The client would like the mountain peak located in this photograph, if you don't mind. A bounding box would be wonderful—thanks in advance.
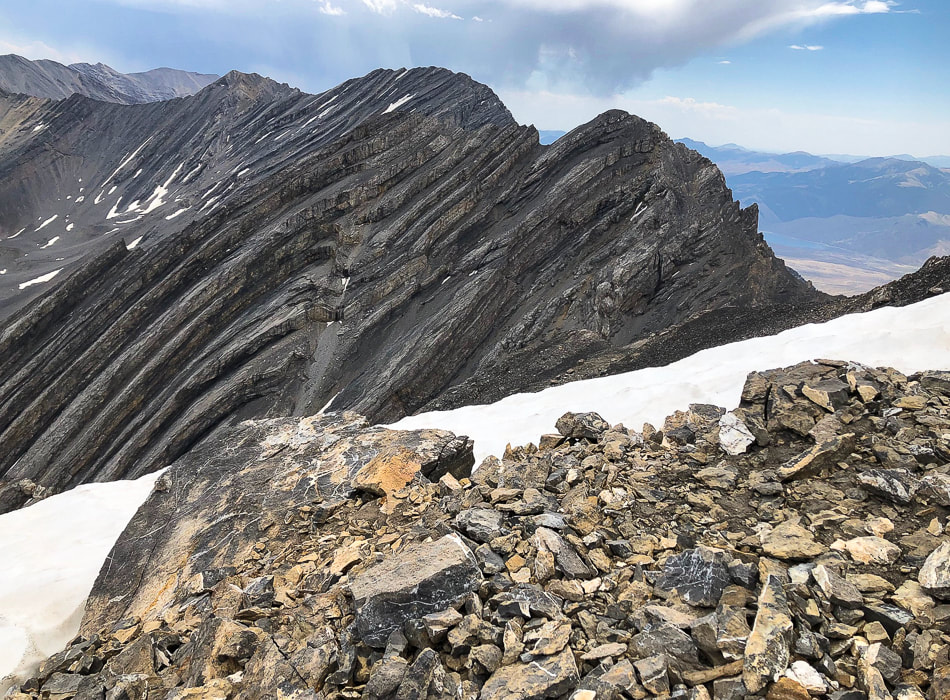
[0,54,218,103]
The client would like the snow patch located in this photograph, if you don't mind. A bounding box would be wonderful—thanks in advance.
[383,94,415,113]
[126,236,143,250]
[31,123,46,133]
[17,269,62,290]
[106,198,124,220]
[34,215,58,232]
[104,137,152,184]
[0,270,6,275]
[65,223,74,232]
[39,236,60,249]
[0,471,162,694]
[165,208,190,220]
[74,196,84,204]
[8,229,24,240]
[237,168,250,177]
[387,293,950,465]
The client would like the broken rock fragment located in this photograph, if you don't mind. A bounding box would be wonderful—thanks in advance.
[350,534,483,647]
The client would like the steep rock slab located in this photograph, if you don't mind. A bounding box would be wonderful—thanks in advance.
[80,411,474,631]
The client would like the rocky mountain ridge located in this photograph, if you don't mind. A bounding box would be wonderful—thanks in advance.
[0,65,819,511]
[6,359,950,699]
[0,54,219,104]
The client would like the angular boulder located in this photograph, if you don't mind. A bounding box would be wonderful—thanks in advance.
[350,534,483,647]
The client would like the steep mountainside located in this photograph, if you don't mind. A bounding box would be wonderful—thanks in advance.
[0,66,818,509]
[0,54,218,103]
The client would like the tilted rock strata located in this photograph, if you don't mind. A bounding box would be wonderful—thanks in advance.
[0,67,815,508]
[10,360,950,699]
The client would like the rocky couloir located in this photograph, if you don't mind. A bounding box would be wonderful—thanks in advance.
[8,359,950,699]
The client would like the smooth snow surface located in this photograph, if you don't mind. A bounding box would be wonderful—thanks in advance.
[17,269,62,290]
[0,471,162,694]
[388,293,950,465]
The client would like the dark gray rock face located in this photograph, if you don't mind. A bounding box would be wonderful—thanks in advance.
[0,65,818,507]
[655,546,732,607]
[0,53,219,103]
[350,534,483,647]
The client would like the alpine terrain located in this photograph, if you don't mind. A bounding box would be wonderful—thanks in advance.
[0,60,949,700]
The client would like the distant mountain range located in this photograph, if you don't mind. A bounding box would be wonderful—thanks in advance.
[665,139,950,293]
[675,138,950,175]
[0,54,218,104]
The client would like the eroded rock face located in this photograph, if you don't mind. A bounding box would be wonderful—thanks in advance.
[11,360,950,700]
[0,65,819,510]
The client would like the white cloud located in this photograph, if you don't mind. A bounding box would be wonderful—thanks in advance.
[789,44,824,50]
[717,60,732,64]
[7,0,919,95]
[319,0,346,15]
[0,37,89,64]
[411,3,462,19]
[497,87,947,157]
[360,0,399,13]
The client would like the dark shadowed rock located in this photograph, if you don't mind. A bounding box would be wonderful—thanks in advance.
[555,412,611,440]
[350,534,483,648]
[655,547,733,607]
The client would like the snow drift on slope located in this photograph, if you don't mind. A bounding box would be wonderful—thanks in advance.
[389,292,950,464]
[0,471,161,694]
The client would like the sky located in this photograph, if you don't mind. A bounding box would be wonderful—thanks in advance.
[0,0,947,156]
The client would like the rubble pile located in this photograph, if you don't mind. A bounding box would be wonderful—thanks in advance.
[9,360,950,700]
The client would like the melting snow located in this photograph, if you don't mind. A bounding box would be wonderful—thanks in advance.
[0,471,161,694]
[126,236,143,250]
[383,94,415,113]
[31,123,47,133]
[65,223,74,232]
[132,169,142,179]
[8,229,24,240]
[237,168,250,177]
[108,186,117,195]
[74,196,84,203]
[103,137,152,184]
[388,293,950,465]
[34,215,58,232]
[17,269,62,290]
[106,198,124,220]
[0,270,6,275]
[165,208,189,220]
[39,237,60,249]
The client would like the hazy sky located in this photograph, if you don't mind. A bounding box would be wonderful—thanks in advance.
[1,0,946,156]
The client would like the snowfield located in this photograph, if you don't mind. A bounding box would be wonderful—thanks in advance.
[0,292,948,691]
[389,292,950,464]
[0,472,162,694]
